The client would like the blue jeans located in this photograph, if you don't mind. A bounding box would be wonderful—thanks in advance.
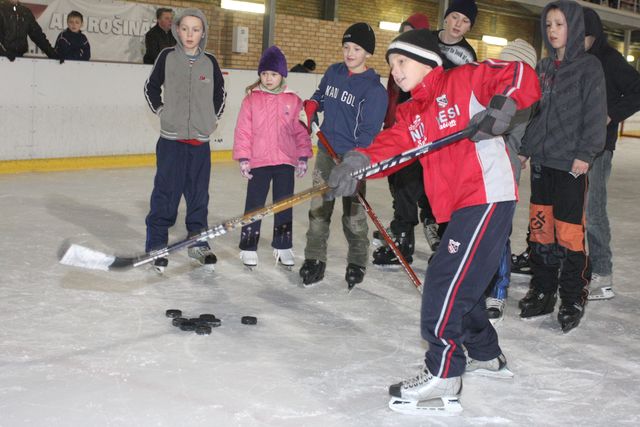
[586,150,613,276]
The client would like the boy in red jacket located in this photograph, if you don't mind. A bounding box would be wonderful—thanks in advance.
[327,29,540,414]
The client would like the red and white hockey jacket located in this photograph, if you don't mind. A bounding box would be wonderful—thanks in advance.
[359,60,541,223]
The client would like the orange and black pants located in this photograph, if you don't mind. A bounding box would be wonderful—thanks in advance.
[528,164,590,304]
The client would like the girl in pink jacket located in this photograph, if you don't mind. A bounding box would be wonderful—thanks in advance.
[233,46,313,269]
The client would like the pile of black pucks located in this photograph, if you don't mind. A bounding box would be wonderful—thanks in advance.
[165,309,257,335]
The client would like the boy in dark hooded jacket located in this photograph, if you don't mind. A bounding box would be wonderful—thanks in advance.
[518,0,606,332]
[583,7,640,301]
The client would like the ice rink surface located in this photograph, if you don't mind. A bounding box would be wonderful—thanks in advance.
[1,139,639,426]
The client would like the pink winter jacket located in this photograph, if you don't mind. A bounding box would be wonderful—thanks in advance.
[233,87,313,168]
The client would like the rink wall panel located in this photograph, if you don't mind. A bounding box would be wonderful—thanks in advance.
[0,57,323,170]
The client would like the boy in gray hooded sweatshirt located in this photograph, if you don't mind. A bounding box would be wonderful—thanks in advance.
[143,8,226,273]
[518,0,606,332]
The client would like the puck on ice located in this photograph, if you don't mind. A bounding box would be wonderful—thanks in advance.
[172,317,188,327]
[195,324,212,335]
[165,309,182,318]
[179,321,197,331]
[241,316,257,325]
[199,314,217,322]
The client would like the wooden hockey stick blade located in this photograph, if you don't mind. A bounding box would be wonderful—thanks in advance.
[58,183,330,271]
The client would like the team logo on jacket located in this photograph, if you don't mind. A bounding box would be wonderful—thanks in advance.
[199,75,211,83]
[436,94,448,108]
[448,239,461,254]
[437,103,461,131]
[408,115,427,146]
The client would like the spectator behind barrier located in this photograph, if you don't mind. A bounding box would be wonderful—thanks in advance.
[55,10,90,61]
[0,0,60,62]
[143,7,176,64]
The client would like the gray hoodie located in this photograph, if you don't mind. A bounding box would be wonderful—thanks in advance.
[520,0,606,171]
[144,9,226,142]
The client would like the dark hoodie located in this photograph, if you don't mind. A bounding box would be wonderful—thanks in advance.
[520,0,606,171]
[584,7,640,152]
[144,9,226,143]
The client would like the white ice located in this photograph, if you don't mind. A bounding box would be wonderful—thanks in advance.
[1,139,639,426]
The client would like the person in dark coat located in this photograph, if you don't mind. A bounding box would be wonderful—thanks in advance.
[54,10,90,61]
[143,7,175,65]
[0,0,58,61]
[583,7,640,300]
[290,58,316,73]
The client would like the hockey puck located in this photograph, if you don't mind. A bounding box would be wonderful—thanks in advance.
[195,324,212,335]
[199,314,217,322]
[165,309,182,318]
[179,321,197,331]
[241,316,257,325]
[172,317,188,327]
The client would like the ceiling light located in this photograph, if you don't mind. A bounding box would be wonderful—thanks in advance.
[221,0,265,14]
[379,21,401,32]
[482,35,508,46]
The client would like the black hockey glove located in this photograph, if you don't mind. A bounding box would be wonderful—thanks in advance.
[469,95,517,141]
[325,151,370,200]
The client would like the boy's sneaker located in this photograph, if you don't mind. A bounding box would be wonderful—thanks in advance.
[485,297,505,325]
[188,246,217,270]
[240,250,258,269]
[519,288,557,319]
[274,248,295,269]
[388,367,463,415]
[466,353,513,378]
[588,273,614,300]
[423,220,440,252]
[153,257,168,274]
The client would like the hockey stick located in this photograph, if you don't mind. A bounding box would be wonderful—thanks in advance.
[59,127,473,271]
[312,122,423,293]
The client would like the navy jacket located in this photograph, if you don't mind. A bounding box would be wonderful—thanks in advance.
[311,62,387,155]
[55,29,90,61]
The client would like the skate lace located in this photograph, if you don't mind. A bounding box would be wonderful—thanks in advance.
[424,223,439,242]
[486,297,505,310]
[403,370,432,388]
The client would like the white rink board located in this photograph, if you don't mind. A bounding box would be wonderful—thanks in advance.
[0,57,325,160]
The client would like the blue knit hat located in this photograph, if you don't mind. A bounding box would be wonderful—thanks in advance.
[258,46,288,77]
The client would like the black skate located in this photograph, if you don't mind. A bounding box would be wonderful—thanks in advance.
[558,301,585,333]
[188,246,217,271]
[372,227,394,247]
[299,259,326,287]
[153,257,168,274]
[372,231,414,266]
[345,263,366,292]
[519,288,557,319]
[511,250,532,276]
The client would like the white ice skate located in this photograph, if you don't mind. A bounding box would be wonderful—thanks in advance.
[588,274,615,300]
[273,249,295,270]
[240,251,258,270]
[388,367,462,415]
[465,353,513,379]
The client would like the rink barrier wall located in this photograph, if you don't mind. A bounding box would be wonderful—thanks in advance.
[0,58,329,174]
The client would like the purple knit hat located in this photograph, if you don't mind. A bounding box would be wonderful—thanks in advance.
[258,46,288,77]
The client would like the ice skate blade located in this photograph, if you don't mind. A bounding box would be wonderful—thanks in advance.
[302,279,324,288]
[243,264,257,271]
[588,287,615,301]
[276,262,294,271]
[466,367,514,379]
[373,263,400,271]
[152,266,165,275]
[388,396,462,416]
[191,260,215,271]
[519,311,554,321]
